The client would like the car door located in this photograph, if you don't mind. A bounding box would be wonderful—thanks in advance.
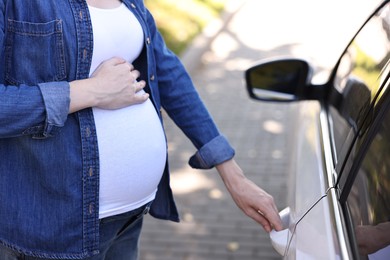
[245,1,390,259]
[285,1,390,259]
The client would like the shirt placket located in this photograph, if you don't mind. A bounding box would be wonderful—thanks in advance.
[69,0,100,255]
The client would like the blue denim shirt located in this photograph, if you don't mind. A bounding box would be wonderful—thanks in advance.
[0,0,235,258]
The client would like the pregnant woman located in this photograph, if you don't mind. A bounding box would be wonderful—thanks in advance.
[0,0,282,259]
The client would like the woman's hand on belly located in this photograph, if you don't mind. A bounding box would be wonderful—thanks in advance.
[69,57,149,113]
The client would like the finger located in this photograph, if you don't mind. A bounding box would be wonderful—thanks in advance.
[130,70,141,81]
[259,207,283,231]
[256,196,283,231]
[247,208,273,232]
[132,93,149,104]
[126,62,134,71]
[260,208,283,231]
[134,80,146,92]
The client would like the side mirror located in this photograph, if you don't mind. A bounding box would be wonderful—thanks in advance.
[245,58,313,102]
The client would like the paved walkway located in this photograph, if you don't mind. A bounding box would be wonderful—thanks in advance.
[139,0,381,259]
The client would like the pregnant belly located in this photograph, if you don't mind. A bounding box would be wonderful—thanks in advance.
[93,96,167,218]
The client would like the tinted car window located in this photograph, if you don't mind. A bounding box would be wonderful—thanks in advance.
[329,3,390,167]
[345,97,390,259]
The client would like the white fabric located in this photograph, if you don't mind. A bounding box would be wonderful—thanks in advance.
[88,3,167,219]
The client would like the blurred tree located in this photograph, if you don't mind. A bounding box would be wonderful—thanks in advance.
[145,0,228,55]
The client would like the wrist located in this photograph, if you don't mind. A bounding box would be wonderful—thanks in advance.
[69,78,97,113]
[216,159,245,189]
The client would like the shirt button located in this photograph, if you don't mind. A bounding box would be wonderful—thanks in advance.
[130,3,136,8]
[146,37,151,45]
[150,74,155,81]
[86,127,91,137]
[89,203,94,214]
[89,167,93,177]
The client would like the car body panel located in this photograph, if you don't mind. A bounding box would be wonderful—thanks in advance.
[246,1,390,259]
[286,102,342,259]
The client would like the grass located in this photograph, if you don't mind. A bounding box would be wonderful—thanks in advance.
[145,0,229,55]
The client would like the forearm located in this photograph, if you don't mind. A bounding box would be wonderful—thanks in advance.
[216,159,246,189]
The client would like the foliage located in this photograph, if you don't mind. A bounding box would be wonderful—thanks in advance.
[145,0,228,55]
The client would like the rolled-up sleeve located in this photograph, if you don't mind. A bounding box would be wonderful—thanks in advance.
[189,135,235,169]
[38,81,70,137]
[0,82,70,138]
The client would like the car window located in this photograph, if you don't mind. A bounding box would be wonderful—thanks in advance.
[329,2,390,168]
[344,95,390,259]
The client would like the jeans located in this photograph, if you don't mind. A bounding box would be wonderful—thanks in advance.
[0,202,151,260]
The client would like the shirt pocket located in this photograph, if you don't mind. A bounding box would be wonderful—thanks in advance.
[5,19,66,85]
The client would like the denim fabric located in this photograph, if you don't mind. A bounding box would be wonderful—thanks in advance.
[0,0,235,258]
[0,203,151,260]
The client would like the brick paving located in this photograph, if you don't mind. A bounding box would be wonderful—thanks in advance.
[139,0,380,259]
[139,1,291,259]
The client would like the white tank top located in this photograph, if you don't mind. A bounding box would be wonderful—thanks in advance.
[88,3,167,219]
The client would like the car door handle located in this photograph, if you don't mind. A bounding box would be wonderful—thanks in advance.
[270,207,291,256]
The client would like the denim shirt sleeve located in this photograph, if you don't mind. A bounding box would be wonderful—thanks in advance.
[0,82,70,138]
[0,2,70,138]
[189,135,235,169]
[37,81,70,137]
[142,6,235,169]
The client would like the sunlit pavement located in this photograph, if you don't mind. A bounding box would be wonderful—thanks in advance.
[139,1,382,259]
